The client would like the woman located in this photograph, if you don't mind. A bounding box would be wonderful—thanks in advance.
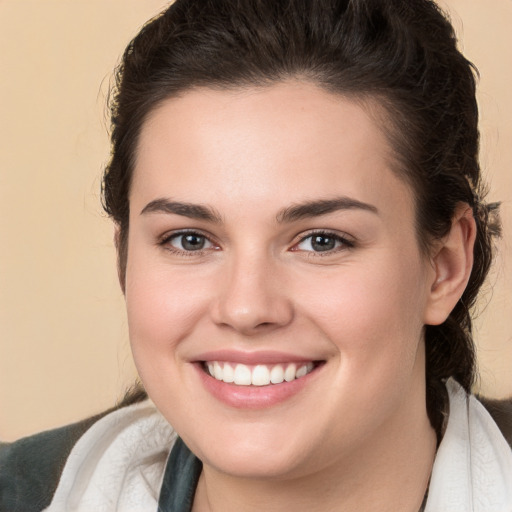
[1,0,511,510]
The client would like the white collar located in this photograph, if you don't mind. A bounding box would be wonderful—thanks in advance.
[425,379,512,511]
[44,400,175,512]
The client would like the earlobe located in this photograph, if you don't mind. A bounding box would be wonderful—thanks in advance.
[424,204,476,326]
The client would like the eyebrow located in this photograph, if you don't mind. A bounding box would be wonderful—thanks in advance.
[140,198,223,223]
[276,197,379,223]
[140,196,378,224]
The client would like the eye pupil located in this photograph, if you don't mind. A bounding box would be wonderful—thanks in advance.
[182,234,205,251]
[311,235,335,252]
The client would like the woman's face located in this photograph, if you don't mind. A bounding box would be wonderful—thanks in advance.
[126,82,437,479]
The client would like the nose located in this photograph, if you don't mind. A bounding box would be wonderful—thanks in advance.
[211,253,294,336]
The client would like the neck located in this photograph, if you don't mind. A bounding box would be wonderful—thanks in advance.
[193,383,436,512]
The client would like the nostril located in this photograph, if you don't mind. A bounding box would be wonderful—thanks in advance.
[256,322,273,328]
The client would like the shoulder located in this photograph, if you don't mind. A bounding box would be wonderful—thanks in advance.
[478,395,512,448]
[0,413,106,512]
[0,386,148,512]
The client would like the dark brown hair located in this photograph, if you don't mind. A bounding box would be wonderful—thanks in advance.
[102,0,499,438]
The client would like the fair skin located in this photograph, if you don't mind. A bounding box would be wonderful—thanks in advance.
[125,82,475,511]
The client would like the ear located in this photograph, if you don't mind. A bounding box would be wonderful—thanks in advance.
[423,204,476,326]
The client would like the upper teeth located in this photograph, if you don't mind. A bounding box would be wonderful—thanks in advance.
[206,361,314,386]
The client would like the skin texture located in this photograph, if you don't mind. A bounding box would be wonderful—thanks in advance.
[125,82,475,511]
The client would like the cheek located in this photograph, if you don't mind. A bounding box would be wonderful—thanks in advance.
[296,254,428,367]
[125,249,212,364]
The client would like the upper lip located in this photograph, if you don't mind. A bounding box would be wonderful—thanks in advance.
[193,350,321,365]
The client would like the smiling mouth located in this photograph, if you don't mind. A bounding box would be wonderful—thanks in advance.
[202,361,321,386]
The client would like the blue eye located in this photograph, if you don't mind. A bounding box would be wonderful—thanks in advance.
[295,232,352,253]
[168,232,214,252]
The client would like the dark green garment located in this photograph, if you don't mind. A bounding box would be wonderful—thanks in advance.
[0,414,105,512]
[158,439,202,512]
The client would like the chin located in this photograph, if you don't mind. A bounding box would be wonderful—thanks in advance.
[202,446,309,480]
[181,421,316,479]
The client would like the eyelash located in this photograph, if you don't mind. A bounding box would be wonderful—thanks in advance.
[158,229,355,257]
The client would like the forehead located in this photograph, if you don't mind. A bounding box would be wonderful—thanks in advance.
[131,81,414,222]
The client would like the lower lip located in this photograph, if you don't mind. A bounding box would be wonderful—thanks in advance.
[194,363,321,409]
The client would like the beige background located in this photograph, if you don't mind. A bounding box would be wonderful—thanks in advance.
[1,1,511,442]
